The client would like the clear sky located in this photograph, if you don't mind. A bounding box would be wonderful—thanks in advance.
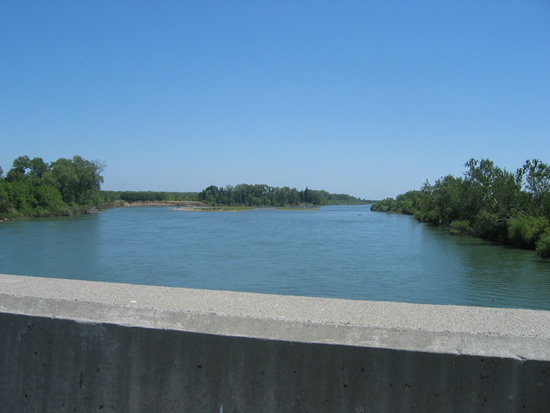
[1,1,549,200]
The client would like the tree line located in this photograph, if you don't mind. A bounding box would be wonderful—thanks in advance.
[371,158,550,258]
[197,184,367,206]
[100,190,199,203]
[0,154,368,219]
[0,155,104,219]
[102,185,367,207]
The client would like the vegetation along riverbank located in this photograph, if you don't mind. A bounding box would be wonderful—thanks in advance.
[371,158,550,258]
[0,155,369,221]
[0,155,105,220]
[102,184,369,209]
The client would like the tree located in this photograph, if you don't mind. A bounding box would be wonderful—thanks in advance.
[0,154,104,219]
[372,157,550,256]
[28,157,50,179]
[536,231,550,258]
[11,155,30,174]
[463,158,522,225]
[5,155,31,182]
[198,185,220,205]
[48,156,104,205]
[0,183,10,213]
[517,159,550,217]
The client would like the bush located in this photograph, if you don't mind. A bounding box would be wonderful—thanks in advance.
[450,220,472,235]
[60,204,81,216]
[0,184,10,214]
[536,231,550,259]
[507,215,549,249]
[473,210,507,241]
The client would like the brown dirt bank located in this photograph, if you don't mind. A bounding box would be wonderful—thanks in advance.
[121,201,208,208]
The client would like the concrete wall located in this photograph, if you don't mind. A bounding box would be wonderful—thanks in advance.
[1,274,549,412]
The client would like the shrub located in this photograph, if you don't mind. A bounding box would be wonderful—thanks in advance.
[450,220,472,235]
[536,231,550,259]
[507,215,549,249]
[473,210,507,241]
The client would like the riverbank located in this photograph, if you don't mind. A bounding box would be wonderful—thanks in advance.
[0,201,320,221]
[175,205,252,212]
[174,205,321,212]
[121,201,207,208]
[0,205,101,222]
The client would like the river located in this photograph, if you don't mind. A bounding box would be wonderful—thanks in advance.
[1,205,549,310]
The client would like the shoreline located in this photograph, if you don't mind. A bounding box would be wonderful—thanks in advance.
[120,201,207,208]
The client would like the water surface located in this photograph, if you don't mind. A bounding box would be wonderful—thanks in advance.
[1,205,549,310]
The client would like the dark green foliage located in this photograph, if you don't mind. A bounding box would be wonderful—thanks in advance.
[48,156,104,205]
[28,157,49,179]
[449,220,472,235]
[371,190,422,214]
[536,231,550,259]
[100,191,199,203]
[507,216,548,249]
[32,184,66,216]
[198,183,366,207]
[0,155,104,219]
[371,158,550,258]
[102,187,365,207]
[472,210,505,241]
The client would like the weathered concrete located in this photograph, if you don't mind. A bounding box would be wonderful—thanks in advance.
[1,273,549,412]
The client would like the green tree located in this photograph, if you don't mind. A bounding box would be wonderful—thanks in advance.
[372,157,550,256]
[463,158,520,218]
[28,157,50,179]
[507,215,548,249]
[517,159,550,217]
[536,230,550,258]
[0,183,10,214]
[0,154,104,219]
[5,156,31,182]
[49,156,104,205]
[11,155,30,174]
[48,158,79,204]
[198,185,220,205]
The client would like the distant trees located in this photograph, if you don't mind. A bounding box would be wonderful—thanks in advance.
[197,183,365,207]
[100,190,199,203]
[0,155,105,219]
[371,158,550,258]
[101,185,365,207]
[0,154,367,219]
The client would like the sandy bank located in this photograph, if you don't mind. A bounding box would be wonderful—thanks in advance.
[122,201,207,208]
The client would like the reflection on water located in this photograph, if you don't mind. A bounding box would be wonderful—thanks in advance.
[1,205,549,310]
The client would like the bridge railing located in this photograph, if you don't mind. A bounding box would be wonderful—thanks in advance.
[1,274,549,412]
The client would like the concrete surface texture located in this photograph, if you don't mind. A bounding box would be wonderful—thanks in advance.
[1,273,549,412]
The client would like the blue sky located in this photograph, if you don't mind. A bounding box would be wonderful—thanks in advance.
[1,1,549,200]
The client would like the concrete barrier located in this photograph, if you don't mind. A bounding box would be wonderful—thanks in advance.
[1,273,549,412]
